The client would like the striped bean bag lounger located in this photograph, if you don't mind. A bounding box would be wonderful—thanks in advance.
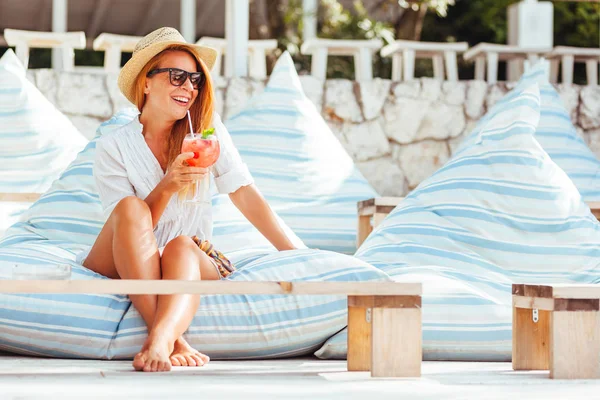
[458,61,600,201]
[0,49,87,238]
[223,52,378,255]
[0,106,391,359]
[315,84,600,361]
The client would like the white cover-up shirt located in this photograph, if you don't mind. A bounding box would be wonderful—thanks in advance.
[77,112,253,262]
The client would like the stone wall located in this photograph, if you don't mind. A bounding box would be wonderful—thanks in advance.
[26,69,600,197]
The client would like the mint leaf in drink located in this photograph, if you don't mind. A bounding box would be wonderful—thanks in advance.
[201,128,215,139]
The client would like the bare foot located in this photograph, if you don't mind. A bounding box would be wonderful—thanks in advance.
[132,334,174,372]
[169,337,210,367]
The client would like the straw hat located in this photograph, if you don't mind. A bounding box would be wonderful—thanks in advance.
[118,27,218,105]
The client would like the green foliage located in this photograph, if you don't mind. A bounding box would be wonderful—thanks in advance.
[397,0,455,16]
[201,127,216,138]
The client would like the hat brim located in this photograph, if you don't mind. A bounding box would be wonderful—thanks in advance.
[118,41,218,105]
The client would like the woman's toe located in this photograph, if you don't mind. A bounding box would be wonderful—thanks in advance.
[191,354,204,366]
[161,361,171,372]
[185,355,196,366]
[170,356,181,367]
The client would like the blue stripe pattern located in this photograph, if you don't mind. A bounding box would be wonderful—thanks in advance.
[0,58,390,359]
[0,49,87,199]
[223,52,378,254]
[458,62,600,201]
[316,83,600,361]
[0,242,390,359]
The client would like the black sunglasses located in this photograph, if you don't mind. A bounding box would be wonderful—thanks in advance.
[147,68,205,90]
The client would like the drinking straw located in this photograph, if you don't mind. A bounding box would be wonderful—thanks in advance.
[187,110,195,138]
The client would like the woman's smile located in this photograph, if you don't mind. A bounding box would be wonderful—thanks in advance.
[172,95,191,107]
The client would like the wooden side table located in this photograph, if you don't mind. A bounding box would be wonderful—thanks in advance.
[512,284,600,379]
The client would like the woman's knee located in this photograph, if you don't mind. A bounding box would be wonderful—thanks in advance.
[112,196,151,225]
[162,236,197,255]
[161,236,202,277]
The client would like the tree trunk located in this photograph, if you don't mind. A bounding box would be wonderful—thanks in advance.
[394,5,429,41]
[249,0,269,39]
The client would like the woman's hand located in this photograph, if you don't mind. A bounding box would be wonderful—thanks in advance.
[160,152,209,194]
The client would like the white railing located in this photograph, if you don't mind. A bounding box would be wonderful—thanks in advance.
[92,33,142,73]
[300,38,383,82]
[381,40,468,82]
[3,29,86,71]
[3,28,598,86]
[196,36,278,79]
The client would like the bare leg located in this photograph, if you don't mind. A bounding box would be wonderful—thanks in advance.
[83,197,216,371]
[132,235,220,372]
[84,197,162,329]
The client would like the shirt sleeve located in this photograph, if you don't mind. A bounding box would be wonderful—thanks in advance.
[93,136,136,220]
[211,112,254,194]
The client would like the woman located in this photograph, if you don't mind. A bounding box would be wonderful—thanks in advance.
[81,27,297,372]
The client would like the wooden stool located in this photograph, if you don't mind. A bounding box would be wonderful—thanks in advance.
[0,279,422,378]
[512,284,600,379]
[380,40,468,82]
[545,46,600,86]
[357,197,403,247]
[463,43,551,84]
[300,38,383,82]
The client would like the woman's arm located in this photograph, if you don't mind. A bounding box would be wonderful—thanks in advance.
[143,180,173,228]
[229,184,297,251]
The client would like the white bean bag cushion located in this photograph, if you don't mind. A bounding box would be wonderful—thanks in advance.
[0,49,87,239]
[0,49,87,194]
[223,52,378,254]
[0,242,389,359]
[459,62,600,201]
[4,107,303,259]
[316,84,600,361]
[0,99,389,360]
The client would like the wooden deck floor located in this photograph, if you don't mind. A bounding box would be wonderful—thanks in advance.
[1,355,598,399]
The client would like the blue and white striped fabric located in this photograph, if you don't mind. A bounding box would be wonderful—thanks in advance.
[0,110,132,247]
[0,243,389,359]
[0,49,87,194]
[224,52,378,254]
[0,102,390,359]
[316,84,600,361]
[459,62,600,201]
[4,107,304,256]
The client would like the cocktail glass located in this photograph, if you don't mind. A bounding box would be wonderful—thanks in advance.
[180,132,220,204]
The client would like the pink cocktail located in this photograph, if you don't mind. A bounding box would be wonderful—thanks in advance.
[180,132,220,204]
[182,136,220,168]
